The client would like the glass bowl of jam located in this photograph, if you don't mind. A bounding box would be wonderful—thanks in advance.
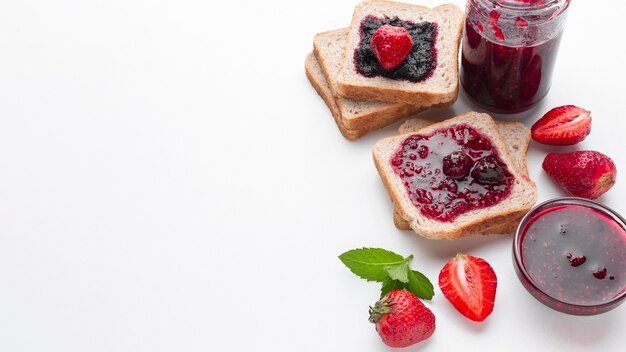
[513,197,626,315]
[461,0,571,113]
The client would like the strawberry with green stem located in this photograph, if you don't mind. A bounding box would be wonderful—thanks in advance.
[369,290,436,348]
[339,248,435,348]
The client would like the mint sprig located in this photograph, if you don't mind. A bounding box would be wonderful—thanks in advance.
[338,248,406,282]
[339,248,434,300]
[381,277,406,296]
[407,270,434,299]
[384,261,410,283]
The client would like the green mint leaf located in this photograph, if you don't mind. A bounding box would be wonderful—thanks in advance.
[380,278,407,297]
[406,270,435,300]
[384,262,409,283]
[338,248,405,282]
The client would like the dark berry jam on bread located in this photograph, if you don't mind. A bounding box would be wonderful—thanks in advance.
[354,16,437,82]
[390,125,513,222]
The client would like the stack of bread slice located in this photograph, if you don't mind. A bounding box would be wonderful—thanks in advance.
[373,112,538,240]
[305,0,464,139]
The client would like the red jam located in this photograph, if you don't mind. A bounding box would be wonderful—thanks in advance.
[461,0,570,113]
[390,125,514,222]
[461,22,562,113]
[517,203,626,314]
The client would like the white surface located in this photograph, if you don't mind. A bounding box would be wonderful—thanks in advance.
[0,0,624,351]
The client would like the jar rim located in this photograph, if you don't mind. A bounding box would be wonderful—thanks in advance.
[483,0,570,11]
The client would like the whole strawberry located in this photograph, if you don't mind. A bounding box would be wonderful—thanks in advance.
[369,290,435,348]
[543,150,616,199]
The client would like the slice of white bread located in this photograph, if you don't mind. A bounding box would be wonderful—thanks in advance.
[394,117,532,233]
[373,112,537,240]
[310,29,426,139]
[337,0,464,106]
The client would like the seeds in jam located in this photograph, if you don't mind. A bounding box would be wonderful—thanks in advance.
[390,125,514,222]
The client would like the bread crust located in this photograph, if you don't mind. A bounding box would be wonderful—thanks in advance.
[394,209,521,234]
[305,54,362,139]
[307,52,431,139]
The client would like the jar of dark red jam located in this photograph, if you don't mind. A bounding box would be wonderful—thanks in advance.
[461,0,570,113]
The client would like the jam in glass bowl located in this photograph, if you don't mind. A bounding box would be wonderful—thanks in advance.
[513,197,626,315]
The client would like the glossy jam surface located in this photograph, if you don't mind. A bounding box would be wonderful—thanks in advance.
[354,16,437,82]
[390,125,514,222]
[519,204,626,309]
[461,21,562,113]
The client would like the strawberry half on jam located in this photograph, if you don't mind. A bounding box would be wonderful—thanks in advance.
[354,16,437,82]
[371,24,414,71]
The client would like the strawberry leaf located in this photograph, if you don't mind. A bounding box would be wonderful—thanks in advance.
[380,278,407,297]
[384,263,409,283]
[338,248,406,282]
[407,270,434,300]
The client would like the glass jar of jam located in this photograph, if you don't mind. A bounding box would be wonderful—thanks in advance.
[461,0,570,113]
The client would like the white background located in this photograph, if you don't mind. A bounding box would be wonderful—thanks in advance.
[0,0,624,351]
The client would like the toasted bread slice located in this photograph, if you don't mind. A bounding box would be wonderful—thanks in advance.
[310,29,426,138]
[394,117,532,234]
[373,112,537,240]
[337,1,464,106]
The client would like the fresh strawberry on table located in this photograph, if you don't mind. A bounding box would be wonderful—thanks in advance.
[369,290,435,348]
[438,253,497,322]
[543,150,617,199]
[339,248,435,348]
[531,105,592,145]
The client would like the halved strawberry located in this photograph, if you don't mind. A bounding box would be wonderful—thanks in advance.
[531,105,592,145]
[371,25,413,71]
[438,253,497,322]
